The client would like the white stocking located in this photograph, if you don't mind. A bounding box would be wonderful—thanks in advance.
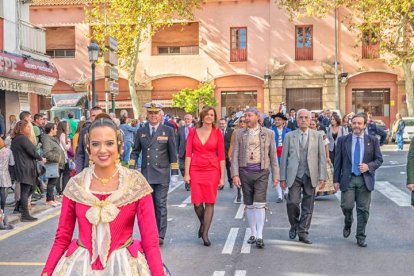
[246,206,257,237]
[254,202,266,239]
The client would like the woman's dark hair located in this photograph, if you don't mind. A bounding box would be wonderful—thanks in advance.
[197,106,218,128]
[75,120,86,135]
[87,113,123,154]
[330,113,341,126]
[57,121,68,144]
[45,123,56,135]
[120,115,127,125]
[11,120,30,138]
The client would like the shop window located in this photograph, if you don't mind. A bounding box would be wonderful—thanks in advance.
[295,25,313,60]
[157,46,199,55]
[362,27,380,59]
[230,27,247,62]
[46,26,76,58]
[352,89,390,116]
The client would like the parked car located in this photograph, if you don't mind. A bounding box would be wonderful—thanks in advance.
[403,117,414,142]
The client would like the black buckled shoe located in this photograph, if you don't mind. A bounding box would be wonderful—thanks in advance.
[357,238,367,247]
[299,236,313,244]
[247,236,256,244]
[159,238,164,245]
[343,226,351,238]
[256,238,264,248]
[185,183,190,191]
[289,227,297,240]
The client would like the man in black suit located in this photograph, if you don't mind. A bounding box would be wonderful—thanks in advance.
[334,113,383,247]
[129,102,179,245]
[287,108,298,130]
[219,118,234,189]
[177,114,194,191]
[263,111,274,128]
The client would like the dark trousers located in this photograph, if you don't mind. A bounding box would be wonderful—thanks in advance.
[46,177,59,201]
[179,158,185,177]
[225,158,232,186]
[150,183,169,239]
[20,183,35,217]
[0,187,7,211]
[239,169,269,205]
[61,163,70,193]
[341,175,371,239]
[286,174,315,238]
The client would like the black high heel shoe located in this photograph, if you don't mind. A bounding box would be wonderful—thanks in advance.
[202,236,211,246]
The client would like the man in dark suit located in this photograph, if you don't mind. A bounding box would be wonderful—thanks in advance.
[177,114,194,191]
[334,113,383,247]
[263,111,274,128]
[287,108,298,130]
[219,118,234,189]
[129,102,179,245]
[365,113,387,146]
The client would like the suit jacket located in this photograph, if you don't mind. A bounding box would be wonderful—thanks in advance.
[334,134,383,192]
[222,127,233,158]
[287,119,298,131]
[263,117,273,128]
[130,124,178,184]
[366,122,387,146]
[177,125,193,159]
[280,129,327,188]
[231,126,279,182]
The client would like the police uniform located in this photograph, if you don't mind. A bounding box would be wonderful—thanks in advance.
[129,102,179,243]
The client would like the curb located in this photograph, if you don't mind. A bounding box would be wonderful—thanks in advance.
[6,202,60,225]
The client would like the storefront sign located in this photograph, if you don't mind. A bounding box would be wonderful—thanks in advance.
[0,52,58,86]
[97,100,132,109]
[0,76,51,95]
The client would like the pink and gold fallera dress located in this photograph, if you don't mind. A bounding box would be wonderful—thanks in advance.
[41,166,165,276]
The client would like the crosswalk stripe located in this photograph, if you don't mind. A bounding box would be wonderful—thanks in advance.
[235,271,247,276]
[375,181,411,207]
[183,196,191,204]
[235,204,245,219]
[241,228,252,254]
[213,271,225,276]
[222,228,239,254]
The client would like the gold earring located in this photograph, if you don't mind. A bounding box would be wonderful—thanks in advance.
[115,154,120,165]
[89,158,95,166]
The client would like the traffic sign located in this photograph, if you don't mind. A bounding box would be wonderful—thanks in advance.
[105,79,119,95]
[105,36,118,51]
[104,52,118,66]
[104,65,118,80]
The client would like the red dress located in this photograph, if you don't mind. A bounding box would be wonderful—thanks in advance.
[186,127,225,204]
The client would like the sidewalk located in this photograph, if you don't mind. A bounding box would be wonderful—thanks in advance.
[4,190,61,225]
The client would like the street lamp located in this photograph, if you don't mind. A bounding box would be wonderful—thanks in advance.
[88,41,100,107]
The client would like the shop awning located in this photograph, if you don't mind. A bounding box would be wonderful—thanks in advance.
[0,51,59,96]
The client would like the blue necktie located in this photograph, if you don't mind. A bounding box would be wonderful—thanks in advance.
[353,137,361,175]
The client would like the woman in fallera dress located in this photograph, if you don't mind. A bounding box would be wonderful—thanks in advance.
[42,113,165,276]
[184,107,225,246]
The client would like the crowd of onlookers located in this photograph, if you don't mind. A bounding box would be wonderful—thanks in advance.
[0,104,408,230]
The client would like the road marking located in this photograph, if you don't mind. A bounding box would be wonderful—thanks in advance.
[168,181,184,194]
[241,228,252,254]
[222,228,239,254]
[0,211,60,242]
[235,271,247,276]
[0,262,45,266]
[213,271,225,276]
[183,196,191,204]
[400,172,406,174]
[380,164,406,169]
[235,204,245,219]
[375,181,411,207]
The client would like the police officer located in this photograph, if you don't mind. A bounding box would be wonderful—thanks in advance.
[129,102,179,245]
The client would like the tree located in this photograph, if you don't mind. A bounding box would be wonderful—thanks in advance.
[172,82,217,114]
[279,0,414,116]
[86,0,202,117]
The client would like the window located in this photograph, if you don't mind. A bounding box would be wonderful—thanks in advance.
[286,88,322,110]
[46,26,76,58]
[46,49,75,58]
[352,89,390,116]
[230,27,247,62]
[362,28,379,59]
[295,25,313,60]
[157,46,199,55]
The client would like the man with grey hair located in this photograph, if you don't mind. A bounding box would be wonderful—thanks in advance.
[280,108,326,244]
[177,113,194,190]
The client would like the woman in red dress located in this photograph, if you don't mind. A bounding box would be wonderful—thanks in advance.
[184,107,225,246]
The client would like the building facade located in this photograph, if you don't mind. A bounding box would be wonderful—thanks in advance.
[0,0,58,131]
[31,0,413,126]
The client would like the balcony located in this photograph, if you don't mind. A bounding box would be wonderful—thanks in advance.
[230,48,247,62]
[362,44,379,59]
[20,20,46,55]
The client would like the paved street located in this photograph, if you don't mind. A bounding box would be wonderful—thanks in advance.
[0,148,412,276]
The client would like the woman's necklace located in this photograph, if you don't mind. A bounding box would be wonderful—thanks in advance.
[92,168,119,185]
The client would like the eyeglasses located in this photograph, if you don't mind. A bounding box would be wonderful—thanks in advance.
[239,120,246,123]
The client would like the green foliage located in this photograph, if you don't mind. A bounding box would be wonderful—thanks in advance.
[172,83,217,114]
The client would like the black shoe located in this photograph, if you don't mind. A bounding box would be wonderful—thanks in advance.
[276,197,283,203]
[256,238,264,248]
[247,236,256,244]
[236,194,242,203]
[229,183,234,189]
[218,186,224,190]
[289,227,297,240]
[343,226,351,238]
[202,237,211,246]
[159,238,164,245]
[357,238,367,247]
[185,183,190,191]
[299,236,312,244]
[21,215,38,222]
